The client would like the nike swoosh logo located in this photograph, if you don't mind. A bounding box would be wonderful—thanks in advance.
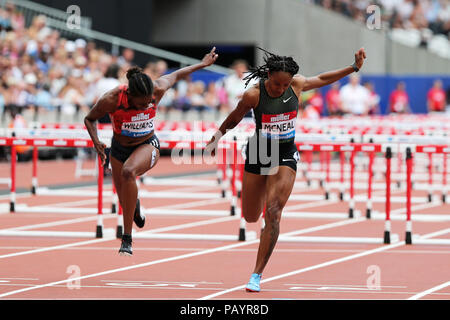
[282,159,296,162]
[283,96,292,103]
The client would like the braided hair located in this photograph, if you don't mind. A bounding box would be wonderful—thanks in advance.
[126,66,154,97]
[243,47,299,88]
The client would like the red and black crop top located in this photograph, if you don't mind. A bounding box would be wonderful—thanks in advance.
[109,84,156,138]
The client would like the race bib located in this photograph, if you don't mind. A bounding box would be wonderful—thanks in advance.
[121,112,154,137]
[261,111,297,140]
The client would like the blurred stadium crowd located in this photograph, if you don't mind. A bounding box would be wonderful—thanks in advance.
[309,0,449,36]
[0,2,449,130]
[308,0,450,56]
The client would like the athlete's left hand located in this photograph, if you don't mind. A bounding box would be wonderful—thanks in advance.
[201,47,219,67]
[354,48,366,70]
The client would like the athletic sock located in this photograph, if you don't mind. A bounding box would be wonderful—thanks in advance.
[122,234,132,242]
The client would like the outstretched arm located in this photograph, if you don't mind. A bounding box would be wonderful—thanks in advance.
[152,47,219,102]
[205,88,259,154]
[300,48,367,92]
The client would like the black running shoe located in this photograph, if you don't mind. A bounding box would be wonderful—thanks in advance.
[118,234,132,256]
[133,198,146,228]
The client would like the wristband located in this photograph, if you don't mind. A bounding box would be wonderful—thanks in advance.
[351,63,359,72]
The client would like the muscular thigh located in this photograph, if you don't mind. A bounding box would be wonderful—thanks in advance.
[241,170,267,221]
[124,144,160,177]
[265,166,297,217]
[111,155,124,194]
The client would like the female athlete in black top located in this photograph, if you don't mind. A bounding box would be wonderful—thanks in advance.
[206,47,366,292]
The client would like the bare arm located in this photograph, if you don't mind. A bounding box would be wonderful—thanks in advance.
[299,48,367,92]
[84,88,118,165]
[205,87,259,152]
[153,47,219,103]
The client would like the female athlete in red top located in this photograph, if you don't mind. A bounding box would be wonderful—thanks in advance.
[84,47,218,256]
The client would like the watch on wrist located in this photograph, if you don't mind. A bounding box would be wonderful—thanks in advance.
[351,63,359,72]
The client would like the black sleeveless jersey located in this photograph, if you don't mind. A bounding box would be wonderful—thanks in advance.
[252,79,299,145]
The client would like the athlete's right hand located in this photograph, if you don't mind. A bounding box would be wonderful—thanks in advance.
[204,137,219,157]
[94,141,107,166]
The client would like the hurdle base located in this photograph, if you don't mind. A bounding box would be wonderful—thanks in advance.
[96,225,103,238]
[383,231,391,244]
[116,225,123,239]
[9,202,15,213]
[132,231,257,242]
[279,234,399,244]
[348,208,354,219]
[238,228,246,241]
[366,208,371,219]
[405,231,412,245]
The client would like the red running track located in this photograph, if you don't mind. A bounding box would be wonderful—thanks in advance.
[0,158,449,301]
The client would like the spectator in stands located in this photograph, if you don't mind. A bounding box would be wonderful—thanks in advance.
[94,63,122,123]
[34,83,54,118]
[427,79,447,113]
[117,48,135,68]
[314,0,449,47]
[27,15,51,41]
[339,73,370,115]
[302,89,324,119]
[147,59,168,80]
[8,105,31,161]
[307,88,324,115]
[189,80,208,117]
[223,59,256,117]
[363,81,380,115]
[325,82,343,116]
[204,81,222,119]
[389,81,411,114]
[0,80,5,123]
[57,69,89,122]
[426,0,450,35]
[157,86,176,118]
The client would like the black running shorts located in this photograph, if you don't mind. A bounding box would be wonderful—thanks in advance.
[243,138,300,175]
[110,134,160,163]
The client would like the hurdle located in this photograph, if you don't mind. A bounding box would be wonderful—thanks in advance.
[277,144,399,245]
[0,137,114,238]
[404,145,450,245]
[132,138,257,242]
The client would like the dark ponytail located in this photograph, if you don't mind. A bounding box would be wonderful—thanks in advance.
[126,66,154,97]
[243,47,300,88]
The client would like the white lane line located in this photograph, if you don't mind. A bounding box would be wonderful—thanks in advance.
[0,237,116,260]
[0,216,237,260]
[0,215,105,232]
[408,281,450,300]
[198,241,406,300]
[0,278,39,280]
[198,224,450,300]
[0,218,365,298]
